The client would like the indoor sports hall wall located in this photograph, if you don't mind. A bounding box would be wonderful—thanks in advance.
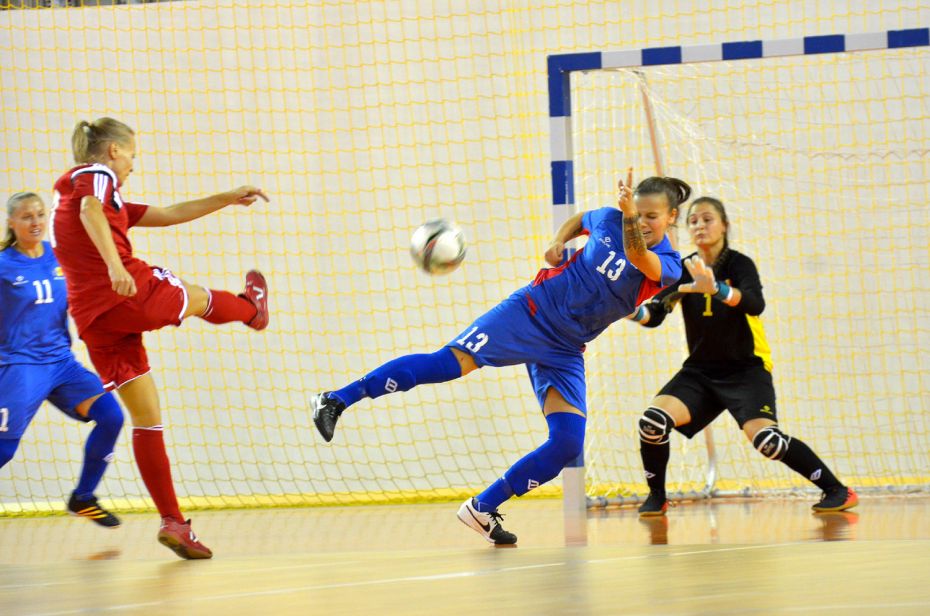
[1,0,927,513]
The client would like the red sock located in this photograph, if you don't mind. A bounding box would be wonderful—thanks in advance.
[200,289,257,324]
[132,427,184,522]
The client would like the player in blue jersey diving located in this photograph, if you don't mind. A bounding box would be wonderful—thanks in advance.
[312,169,691,545]
[0,192,124,527]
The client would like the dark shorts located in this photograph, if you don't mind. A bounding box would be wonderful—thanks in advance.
[446,293,587,413]
[0,358,104,439]
[657,364,777,438]
[81,266,187,389]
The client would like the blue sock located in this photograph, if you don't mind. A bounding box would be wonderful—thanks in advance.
[331,347,462,408]
[0,439,19,468]
[74,393,124,500]
[475,477,515,512]
[477,412,586,511]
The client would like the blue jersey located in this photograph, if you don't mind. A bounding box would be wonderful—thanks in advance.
[0,242,73,365]
[523,207,681,347]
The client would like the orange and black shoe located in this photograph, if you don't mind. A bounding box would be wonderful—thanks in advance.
[157,517,213,560]
[812,486,859,512]
[242,269,269,331]
[67,493,121,528]
[638,491,669,517]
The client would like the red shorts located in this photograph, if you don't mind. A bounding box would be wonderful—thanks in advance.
[82,267,188,390]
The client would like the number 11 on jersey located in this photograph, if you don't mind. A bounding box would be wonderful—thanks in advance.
[33,279,53,304]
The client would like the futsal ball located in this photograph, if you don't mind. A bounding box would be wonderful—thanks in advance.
[409,219,467,275]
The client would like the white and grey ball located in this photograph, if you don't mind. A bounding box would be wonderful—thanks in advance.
[409,219,467,275]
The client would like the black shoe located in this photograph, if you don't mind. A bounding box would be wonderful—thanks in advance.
[638,491,669,517]
[312,392,346,442]
[456,498,518,545]
[67,493,121,528]
[812,486,858,512]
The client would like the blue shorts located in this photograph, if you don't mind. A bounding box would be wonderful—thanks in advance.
[446,292,587,413]
[0,358,104,440]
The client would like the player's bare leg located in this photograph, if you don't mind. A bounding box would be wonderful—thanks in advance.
[182,273,269,330]
[116,374,212,559]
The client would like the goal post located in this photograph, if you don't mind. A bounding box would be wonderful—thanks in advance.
[549,27,930,512]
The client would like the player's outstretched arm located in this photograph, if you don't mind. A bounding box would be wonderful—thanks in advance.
[137,186,269,227]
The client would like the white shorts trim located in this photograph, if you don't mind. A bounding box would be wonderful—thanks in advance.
[151,266,188,322]
[115,369,152,390]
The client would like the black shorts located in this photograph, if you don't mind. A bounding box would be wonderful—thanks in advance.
[657,364,777,438]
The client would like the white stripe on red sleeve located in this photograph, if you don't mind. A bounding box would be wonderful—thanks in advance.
[94,172,110,201]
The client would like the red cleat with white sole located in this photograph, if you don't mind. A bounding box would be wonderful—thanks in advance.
[157,517,213,560]
[242,269,269,331]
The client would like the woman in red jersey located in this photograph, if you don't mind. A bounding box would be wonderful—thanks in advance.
[51,117,270,560]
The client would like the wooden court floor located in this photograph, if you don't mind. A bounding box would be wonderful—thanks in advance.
[1,495,929,615]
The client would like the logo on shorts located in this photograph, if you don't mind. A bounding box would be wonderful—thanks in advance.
[54,267,65,279]
[810,469,822,481]
[760,405,773,415]
[527,479,540,491]
[645,471,656,479]
[12,275,27,286]
[385,378,398,393]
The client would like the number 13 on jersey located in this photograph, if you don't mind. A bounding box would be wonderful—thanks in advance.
[455,326,489,352]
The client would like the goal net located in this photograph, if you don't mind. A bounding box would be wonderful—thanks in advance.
[0,1,555,515]
[559,33,930,502]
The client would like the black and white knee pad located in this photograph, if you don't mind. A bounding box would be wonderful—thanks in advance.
[752,425,791,460]
[638,407,675,445]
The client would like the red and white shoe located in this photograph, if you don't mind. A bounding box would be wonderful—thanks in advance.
[157,517,213,560]
[242,269,269,331]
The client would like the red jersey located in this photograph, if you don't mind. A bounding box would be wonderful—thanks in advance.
[51,163,152,334]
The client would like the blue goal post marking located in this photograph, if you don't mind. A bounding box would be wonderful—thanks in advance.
[547,27,929,470]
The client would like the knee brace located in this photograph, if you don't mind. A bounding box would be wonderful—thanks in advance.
[639,407,675,445]
[752,425,791,461]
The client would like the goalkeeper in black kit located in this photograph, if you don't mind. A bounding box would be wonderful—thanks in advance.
[630,196,858,516]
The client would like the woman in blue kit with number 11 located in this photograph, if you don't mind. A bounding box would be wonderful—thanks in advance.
[0,192,124,527]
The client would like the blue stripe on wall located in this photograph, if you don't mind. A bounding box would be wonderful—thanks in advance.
[551,160,574,205]
[722,40,763,60]
[642,45,682,66]
[889,28,930,48]
[547,52,602,117]
[804,34,845,54]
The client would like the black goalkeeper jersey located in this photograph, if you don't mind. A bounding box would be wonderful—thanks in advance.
[643,249,772,373]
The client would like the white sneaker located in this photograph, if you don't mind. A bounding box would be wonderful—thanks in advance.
[456,497,517,545]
